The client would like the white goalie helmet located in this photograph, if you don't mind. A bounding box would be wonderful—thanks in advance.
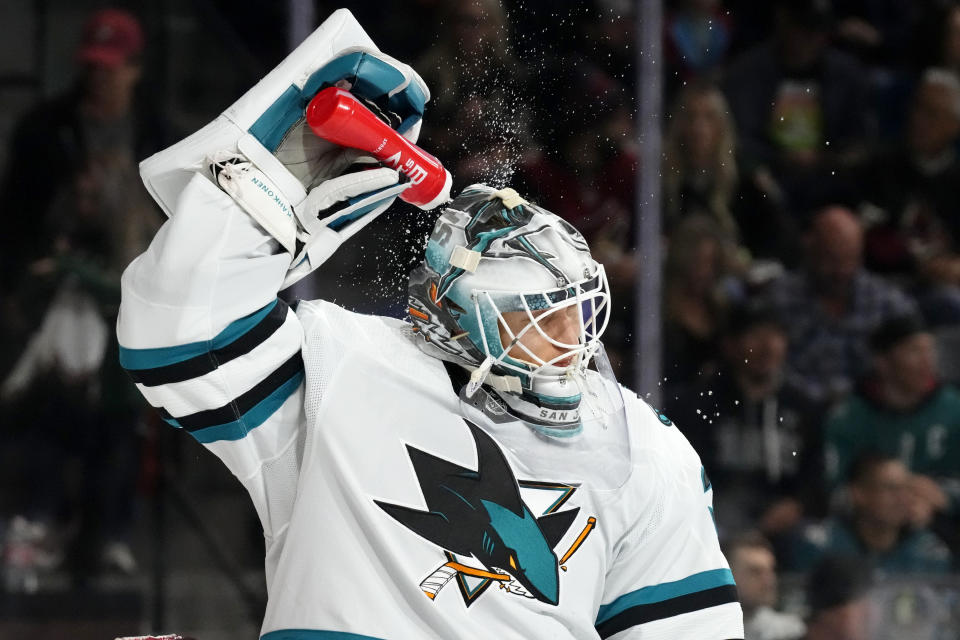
[408,184,619,438]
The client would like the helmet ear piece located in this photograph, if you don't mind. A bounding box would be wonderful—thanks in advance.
[407,263,485,364]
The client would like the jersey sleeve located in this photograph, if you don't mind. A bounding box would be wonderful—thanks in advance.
[117,172,306,558]
[595,412,743,640]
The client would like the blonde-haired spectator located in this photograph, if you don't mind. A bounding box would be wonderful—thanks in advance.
[664,83,797,264]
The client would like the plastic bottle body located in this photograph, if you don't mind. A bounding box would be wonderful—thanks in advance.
[305,87,451,209]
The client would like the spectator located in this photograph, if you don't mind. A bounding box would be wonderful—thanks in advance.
[664,0,733,97]
[824,314,960,548]
[765,206,917,404]
[0,8,167,297]
[802,554,873,640]
[664,82,740,242]
[725,531,806,640]
[663,82,798,264]
[0,8,166,583]
[668,300,825,541]
[723,0,873,216]
[662,215,742,396]
[856,68,960,290]
[790,453,952,574]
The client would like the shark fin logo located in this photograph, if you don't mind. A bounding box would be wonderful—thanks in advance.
[375,420,596,607]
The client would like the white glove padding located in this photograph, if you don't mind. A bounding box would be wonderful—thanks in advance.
[282,166,409,288]
[299,166,404,233]
[140,10,432,220]
[213,154,405,260]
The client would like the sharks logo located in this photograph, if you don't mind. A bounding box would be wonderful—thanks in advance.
[375,420,596,607]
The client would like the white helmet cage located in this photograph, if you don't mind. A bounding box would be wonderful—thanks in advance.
[408,184,612,421]
[473,269,611,379]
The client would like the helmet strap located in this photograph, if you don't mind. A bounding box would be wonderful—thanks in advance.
[465,356,523,397]
[490,387,584,437]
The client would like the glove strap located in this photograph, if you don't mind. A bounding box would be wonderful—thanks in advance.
[212,155,299,255]
[237,133,308,207]
[281,180,408,289]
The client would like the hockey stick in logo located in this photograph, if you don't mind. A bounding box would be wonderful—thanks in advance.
[559,516,596,571]
[419,517,598,600]
[420,562,511,600]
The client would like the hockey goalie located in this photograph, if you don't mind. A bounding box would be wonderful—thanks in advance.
[117,9,743,640]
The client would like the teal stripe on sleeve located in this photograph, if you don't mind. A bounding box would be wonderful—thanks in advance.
[325,184,399,231]
[595,568,736,625]
[261,630,385,640]
[119,300,279,371]
[188,369,304,444]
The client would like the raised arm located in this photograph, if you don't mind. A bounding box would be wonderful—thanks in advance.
[116,11,434,586]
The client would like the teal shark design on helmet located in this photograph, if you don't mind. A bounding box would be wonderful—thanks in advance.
[408,184,611,435]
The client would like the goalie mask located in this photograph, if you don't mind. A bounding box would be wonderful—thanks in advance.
[408,183,622,432]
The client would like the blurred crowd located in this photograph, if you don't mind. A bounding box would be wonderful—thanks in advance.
[0,7,166,591]
[2,0,960,637]
[413,0,960,637]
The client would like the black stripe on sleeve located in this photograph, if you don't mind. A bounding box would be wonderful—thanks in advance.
[127,300,289,387]
[169,351,303,432]
[595,585,740,639]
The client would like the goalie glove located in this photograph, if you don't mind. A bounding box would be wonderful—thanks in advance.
[204,41,432,287]
[139,9,438,287]
[211,154,407,288]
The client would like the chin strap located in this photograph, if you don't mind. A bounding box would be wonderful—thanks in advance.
[492,388,584,438]
[465,356,523,398]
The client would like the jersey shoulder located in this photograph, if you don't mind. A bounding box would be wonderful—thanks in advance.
[295,299,419,363]
[621,387,702,473]
[618,388,709,522]
[294,299,449,401]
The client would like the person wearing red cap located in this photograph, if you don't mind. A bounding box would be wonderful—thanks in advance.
[75,8,146,127]
[0,7,170,584]
[1,7,167,292]
[78,8,145,68]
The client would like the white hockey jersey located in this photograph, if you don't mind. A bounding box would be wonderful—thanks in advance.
[117,173,743,639]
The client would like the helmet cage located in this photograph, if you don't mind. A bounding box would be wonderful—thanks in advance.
[470,264,610,386]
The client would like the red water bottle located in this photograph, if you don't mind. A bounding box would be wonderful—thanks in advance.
[305,87,452,209]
